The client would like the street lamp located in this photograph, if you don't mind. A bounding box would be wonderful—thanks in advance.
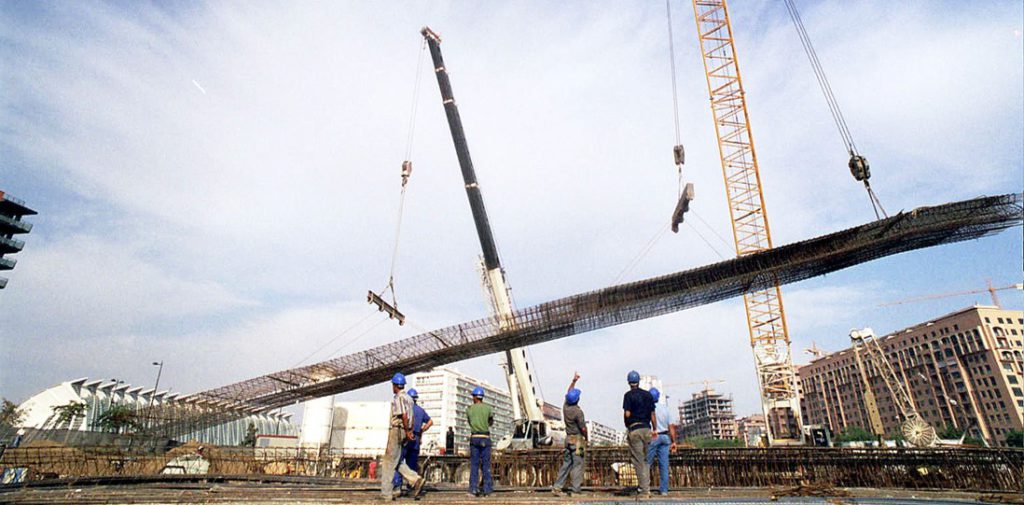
[150,362,164,407]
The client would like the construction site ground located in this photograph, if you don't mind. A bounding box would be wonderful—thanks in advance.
[2,476,1022,505]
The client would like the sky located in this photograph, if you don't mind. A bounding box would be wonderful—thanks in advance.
[1,0,1022,429]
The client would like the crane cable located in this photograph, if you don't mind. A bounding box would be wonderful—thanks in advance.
[666,0,685,198]
[783,0,888,219]
[373,40,428,318]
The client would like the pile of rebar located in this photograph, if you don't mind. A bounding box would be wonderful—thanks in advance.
[143,194,1020,438]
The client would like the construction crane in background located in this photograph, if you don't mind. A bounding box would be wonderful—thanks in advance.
[850,328,937,447]
[689,0,802,445]
[804,341,827,360]
[685,379,727,392]
[878,280,1023,309]
[420,27,559,451]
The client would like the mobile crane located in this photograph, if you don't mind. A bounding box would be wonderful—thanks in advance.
[420,27,561,451]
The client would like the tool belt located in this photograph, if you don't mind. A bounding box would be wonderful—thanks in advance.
[567,434,586,457]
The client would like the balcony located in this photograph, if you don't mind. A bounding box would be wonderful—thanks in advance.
[0,236,24,253]
[0,214,31,234]
[0,257,14,270]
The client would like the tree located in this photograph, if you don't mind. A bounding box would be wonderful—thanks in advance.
[683,436,744,448]
[239,423,258,447]
[834,426,877,443]
[52,401,87,429]
[96,405,139,434]
[1004,430,1022,448]
[938,424,964,440]
[0,398,25,438]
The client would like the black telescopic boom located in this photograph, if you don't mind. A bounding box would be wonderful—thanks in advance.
[421,27,501,271]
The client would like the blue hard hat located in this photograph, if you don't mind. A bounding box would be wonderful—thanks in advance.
[392,373,407,386]
[650,387,660,403]
[627,370,641,384]
[472,386,485,398]
[566,388,581,405]
[408,388,418,398]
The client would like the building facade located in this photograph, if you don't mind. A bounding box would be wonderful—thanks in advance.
[585,420,623,446]
[410,367,514,455]
[736,414,767,447]
[798,306,1024,446]
[0,191,36,289]
[17,378,296,446]
[678,388,737,440]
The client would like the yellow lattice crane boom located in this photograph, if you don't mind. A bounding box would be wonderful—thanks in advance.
[690,0,802,444]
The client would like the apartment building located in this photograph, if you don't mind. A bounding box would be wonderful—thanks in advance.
[798,306,1024,446]
[678,388,737,440]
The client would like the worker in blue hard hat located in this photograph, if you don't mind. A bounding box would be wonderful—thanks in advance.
[622,370,656,499]
[646,387,677,496]
[381,373,426,500]
[466,385,494,497]
[552,372,588,496]
[392,388,433,495]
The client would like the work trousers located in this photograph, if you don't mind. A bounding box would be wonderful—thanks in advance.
[381,427,420,498]
[552,438,585,493]
[468,437,493,495]
[646,433,671,494]
[392,436,421,489]
[627,427,651,494]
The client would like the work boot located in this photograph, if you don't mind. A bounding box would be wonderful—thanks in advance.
[551,488,565,497]
[412,477,426,499]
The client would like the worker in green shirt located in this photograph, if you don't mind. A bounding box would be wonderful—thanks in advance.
[466,386,494,497]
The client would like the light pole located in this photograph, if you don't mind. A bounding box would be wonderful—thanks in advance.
[146,362,164,434]
[150,361,164,407]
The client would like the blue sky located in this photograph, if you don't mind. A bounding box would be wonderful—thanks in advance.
[1,0,1021,427]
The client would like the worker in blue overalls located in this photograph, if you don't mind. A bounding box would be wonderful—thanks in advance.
[393,388,433,495]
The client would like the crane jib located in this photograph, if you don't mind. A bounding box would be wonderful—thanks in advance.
[422,28,502,272]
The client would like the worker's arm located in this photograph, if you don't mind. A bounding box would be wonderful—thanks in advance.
[402,412,415,440]
[568,372,580,393]
[669,423,678,452]
[422,418,434,433]
[651,411,658,439]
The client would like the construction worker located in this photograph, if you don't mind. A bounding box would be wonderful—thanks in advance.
[466,386,494,497]
[552,372,588,496]
[381,373,426,501]
[622,370,656,498]
[445,426,455,455]
[392,388,433,495]
[646,387,677,496]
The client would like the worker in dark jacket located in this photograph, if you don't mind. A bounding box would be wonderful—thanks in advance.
[622,370,656,498]
[552,372,588,496]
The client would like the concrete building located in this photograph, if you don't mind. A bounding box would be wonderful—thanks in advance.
[410,367,514,455]
[736,414,767,447]
[679,388,737,440]
[586,420,623,446]
[0,191,36,290]
[17,378,296,446]
[798,306,1024,447]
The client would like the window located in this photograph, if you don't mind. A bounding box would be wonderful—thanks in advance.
[1013,387,1023,397]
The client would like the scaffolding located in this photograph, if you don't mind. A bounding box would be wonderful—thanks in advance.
[144,194,1020,439]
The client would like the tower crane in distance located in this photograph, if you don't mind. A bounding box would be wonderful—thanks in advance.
[420,27,561,451]
[689,0,802,445]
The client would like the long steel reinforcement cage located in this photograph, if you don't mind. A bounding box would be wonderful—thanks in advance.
[118,193,1024,441]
